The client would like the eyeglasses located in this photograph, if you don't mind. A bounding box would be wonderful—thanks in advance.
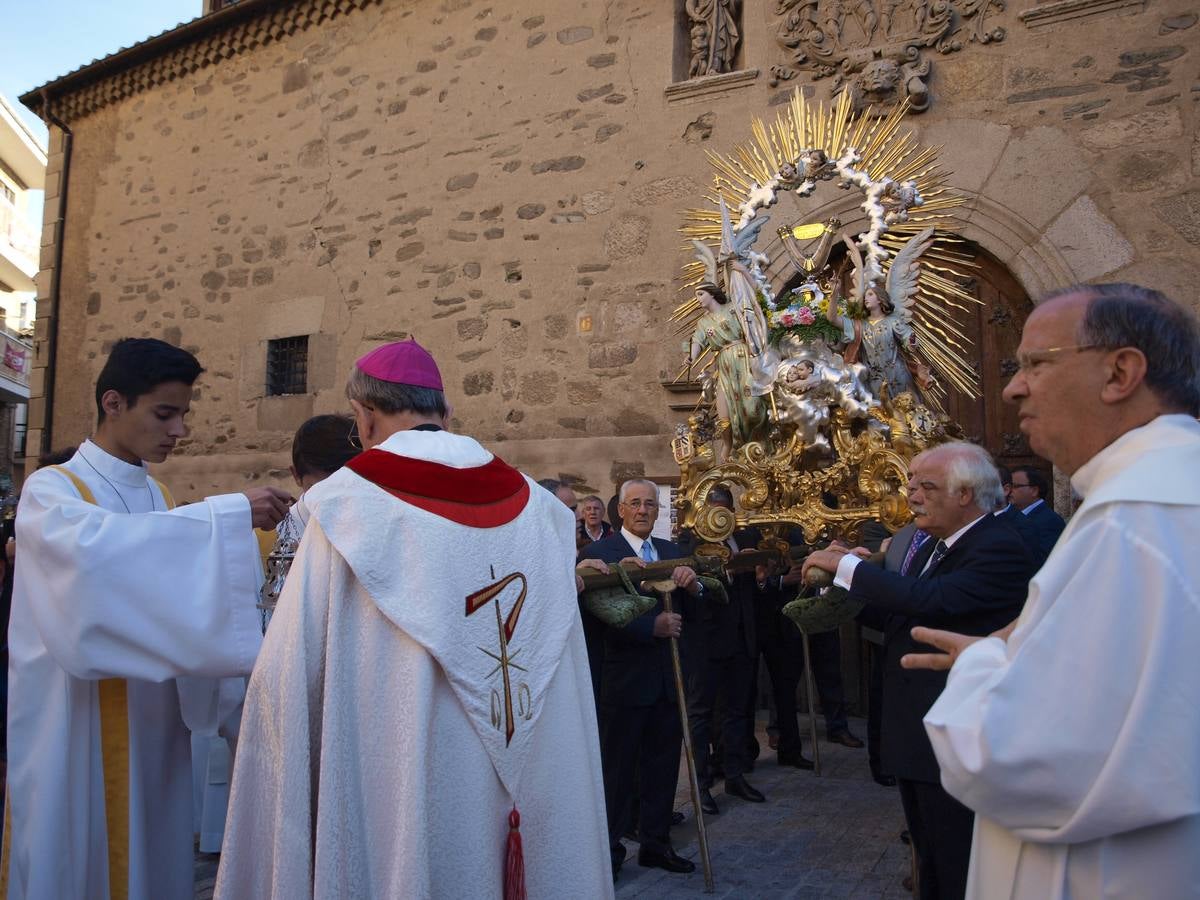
[1014,344,1104,373]
[1010,481,1034,489]
[623,500,659,510]
[348,422,362,451]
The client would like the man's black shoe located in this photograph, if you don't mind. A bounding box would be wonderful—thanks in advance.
[699,788,720,815]
[611,843,627,882]
[873,772,897,787]
[638,846,696,874]
[777,751,815,770]
[828,728,865,748]
[725,774,766,803]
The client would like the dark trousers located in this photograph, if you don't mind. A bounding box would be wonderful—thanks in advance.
[759,620,851,750]
[898,777,974,900]
[866,640,885,775]
[687,650,755,786]
[756,619,804,755]
[599,700,682,859]
[805,629,849,735]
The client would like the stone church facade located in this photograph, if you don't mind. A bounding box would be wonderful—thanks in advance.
[19,0,1199,500]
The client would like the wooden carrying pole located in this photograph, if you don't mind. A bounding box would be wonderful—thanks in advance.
[650,579,715,893]
[800,630,822,776]
[575,548,807,592]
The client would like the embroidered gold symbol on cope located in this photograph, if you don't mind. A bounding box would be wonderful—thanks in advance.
[466,571,530,746]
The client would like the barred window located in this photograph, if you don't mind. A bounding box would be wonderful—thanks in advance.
[266,336,308,396]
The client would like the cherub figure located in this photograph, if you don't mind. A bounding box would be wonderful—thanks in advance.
[783,358,819,394]
[825,227,938,402]
[773,347,872,453]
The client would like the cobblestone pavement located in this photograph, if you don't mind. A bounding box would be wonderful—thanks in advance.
[197,716,912,899]
[614,717,911,900]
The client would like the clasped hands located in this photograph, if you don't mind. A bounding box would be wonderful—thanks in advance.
[799,541,871,585]
[620,557,698,641]
[574,556,698,639]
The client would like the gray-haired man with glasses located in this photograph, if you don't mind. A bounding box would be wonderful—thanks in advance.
[907,283,1200,900]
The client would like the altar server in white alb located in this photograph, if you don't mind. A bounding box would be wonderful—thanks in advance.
[4,338,293,900]
[216,340,612,900]
[902,284,1200,899]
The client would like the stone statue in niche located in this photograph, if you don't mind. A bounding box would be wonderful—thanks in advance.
[770,0,1006,111]
[686,0,743,77]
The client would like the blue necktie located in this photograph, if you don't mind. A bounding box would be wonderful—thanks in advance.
[640,540,655,563]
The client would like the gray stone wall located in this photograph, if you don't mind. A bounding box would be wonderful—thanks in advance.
[39,0,1200,500]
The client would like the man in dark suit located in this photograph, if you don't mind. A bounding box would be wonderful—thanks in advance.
[751,562,814,770]
[676,487,765,815]
[1011,465,1066,560]
[994,466,1048,567]
[804,442,1035,900]
[859,519,926,786]
[580,478,703,879]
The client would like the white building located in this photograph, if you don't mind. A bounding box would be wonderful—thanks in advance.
[0,92,45,486]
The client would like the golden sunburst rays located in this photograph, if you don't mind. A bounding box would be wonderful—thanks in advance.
[672,88,981,398]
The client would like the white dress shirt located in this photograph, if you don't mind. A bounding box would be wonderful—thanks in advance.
[620,526,658,561]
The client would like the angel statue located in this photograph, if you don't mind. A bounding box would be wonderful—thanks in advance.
[687,201,779,462]
[825,226,937,402]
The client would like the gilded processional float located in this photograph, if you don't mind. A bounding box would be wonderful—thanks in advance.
[575,91,983,886]
[669,90,978,583]
[581,91,981,637]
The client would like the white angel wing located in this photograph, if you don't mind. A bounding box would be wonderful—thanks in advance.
[717,195,770,261]
[884,226,935,322]
[691,239,718,285]
[733,214,770,259]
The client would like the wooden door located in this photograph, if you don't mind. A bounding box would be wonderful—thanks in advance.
[939,245,1050,480]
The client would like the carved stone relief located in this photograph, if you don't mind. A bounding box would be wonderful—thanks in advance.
[1001,431,1029,456]
[770,0,1006,112]
[686,0,743,78]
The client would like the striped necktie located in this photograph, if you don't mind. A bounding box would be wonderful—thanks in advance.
[900,529,930,576]
[921,540,950,577]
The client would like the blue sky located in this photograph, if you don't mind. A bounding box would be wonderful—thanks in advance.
[2,1,201,147]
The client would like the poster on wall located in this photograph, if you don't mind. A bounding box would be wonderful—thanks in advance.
[651,483,677,543]
[3,340,27,376]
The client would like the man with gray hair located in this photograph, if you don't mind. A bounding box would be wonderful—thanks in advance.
[803,441,1035,899]
[906,284,1200,899]
[580,478,703,880]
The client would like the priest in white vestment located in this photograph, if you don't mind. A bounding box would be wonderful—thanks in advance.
[905,286,1200,899]
[216,340,612,900]
[4,338,293,900]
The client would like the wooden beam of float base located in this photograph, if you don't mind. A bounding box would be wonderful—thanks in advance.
[575,549,884,591]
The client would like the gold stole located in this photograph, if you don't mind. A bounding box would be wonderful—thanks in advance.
[0,466,175,900]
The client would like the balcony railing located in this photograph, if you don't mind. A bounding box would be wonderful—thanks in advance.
[0,199,38,270]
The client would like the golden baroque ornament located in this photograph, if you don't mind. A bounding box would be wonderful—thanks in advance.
[672,91,969,551]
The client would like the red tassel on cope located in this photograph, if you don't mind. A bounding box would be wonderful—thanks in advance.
[504,806,527,900]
